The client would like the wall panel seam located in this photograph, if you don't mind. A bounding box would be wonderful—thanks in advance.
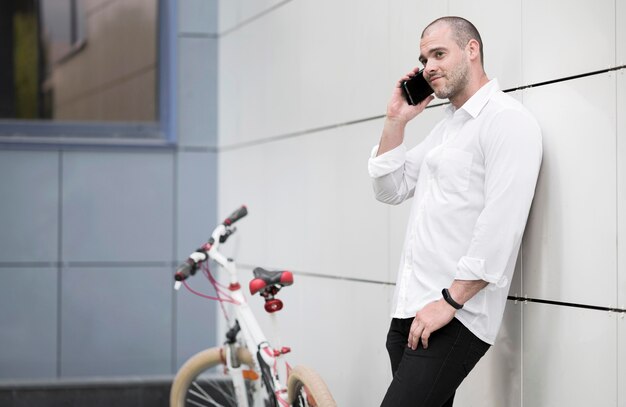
[179,33,218,39]
[0,261,179,268]
[171,151,179,374]
[218,66,626,152]
[236,263,626,313]
[218,0,295,37]
[237,263,395,286]
[57,151,63,378]
[236,262,626,313]
[507,296,626,314]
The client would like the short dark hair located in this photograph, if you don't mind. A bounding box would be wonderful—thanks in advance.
[422,16,484,67]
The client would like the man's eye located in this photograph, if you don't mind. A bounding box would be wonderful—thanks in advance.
[436,52,444,58]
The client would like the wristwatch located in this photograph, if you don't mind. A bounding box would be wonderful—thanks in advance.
[442,288,463,310]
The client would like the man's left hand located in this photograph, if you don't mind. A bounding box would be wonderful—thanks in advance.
[408,299,456,350]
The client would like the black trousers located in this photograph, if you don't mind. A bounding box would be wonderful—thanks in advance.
[380,317,490,407]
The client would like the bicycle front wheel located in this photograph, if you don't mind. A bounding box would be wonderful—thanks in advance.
[170,346,256,407]
[287,365,336,407]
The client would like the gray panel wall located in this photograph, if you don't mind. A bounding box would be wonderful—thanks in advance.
[0,0,219,381]
[0,151,60,380]
[176,0,220,368]
[217,0,626,406]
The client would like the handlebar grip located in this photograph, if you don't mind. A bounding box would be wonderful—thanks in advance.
[174,260,197,281]
[223,205,248,226]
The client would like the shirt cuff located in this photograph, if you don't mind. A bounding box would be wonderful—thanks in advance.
[456,256,508,290]
[368,144,407,178]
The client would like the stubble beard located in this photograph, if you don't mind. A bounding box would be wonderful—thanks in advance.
[433,58,470,100]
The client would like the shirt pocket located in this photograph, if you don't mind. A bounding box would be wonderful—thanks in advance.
[437,147,473,193]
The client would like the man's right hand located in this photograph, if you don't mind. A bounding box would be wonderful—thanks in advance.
[376,68,434,157]
[386,68,434,124]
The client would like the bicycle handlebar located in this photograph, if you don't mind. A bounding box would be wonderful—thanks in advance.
[223,205,248,226]
[174,259,197,282]
[174,205,247,289]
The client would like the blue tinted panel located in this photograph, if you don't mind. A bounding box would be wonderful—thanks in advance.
[0,151,59,263]
[178,38,218,147]
[62,151,174,262]
[60,266,172,376]
[175,151,218,365]
[0,267,57,379]
[179,0,217,34]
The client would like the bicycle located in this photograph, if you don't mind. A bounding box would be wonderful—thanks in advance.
[170,205,337,407]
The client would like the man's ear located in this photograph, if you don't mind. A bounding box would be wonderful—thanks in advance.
[467,39,481,62]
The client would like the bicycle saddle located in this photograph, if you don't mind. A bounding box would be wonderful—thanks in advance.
[249,267,293,295]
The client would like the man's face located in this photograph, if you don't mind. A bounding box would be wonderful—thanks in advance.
[419,23,470,101]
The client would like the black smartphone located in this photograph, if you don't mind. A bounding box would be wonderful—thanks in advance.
[401,69,434,105]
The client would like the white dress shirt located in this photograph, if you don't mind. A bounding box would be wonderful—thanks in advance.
[368,79,542,344]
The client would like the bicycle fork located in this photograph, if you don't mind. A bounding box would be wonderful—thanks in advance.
[224,325,281,407]
[225,343,251,407]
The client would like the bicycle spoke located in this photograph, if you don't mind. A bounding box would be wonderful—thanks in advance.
[190,380,213,402]
[187,389,222,407]
[297,391,310,407]
[187,398,219,407]
[186,379,237,407]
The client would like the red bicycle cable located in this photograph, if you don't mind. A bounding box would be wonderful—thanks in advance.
[181,262,240,307]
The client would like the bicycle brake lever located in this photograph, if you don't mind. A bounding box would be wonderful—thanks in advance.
[219,226,237,243]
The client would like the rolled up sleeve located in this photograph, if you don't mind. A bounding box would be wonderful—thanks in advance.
[456,256,508,289]
[368,144,414,205]
[368,144,407,178]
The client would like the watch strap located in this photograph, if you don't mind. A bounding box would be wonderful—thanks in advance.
[442,288,463,310]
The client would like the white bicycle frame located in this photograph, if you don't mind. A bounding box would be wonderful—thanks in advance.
[177,223,289,407]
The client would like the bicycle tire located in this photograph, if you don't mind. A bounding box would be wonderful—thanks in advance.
[287,365,337,407]
[170,346,255,407]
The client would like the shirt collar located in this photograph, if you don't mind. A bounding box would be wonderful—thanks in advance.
[445,79,500,119]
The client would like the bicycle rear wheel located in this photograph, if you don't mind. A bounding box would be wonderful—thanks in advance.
[287,365,337,407]
[170,346,256,407]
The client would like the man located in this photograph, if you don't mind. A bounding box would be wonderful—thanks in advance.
[368,17,542,407]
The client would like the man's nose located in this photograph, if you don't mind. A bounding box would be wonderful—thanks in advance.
[424,61,437,77]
